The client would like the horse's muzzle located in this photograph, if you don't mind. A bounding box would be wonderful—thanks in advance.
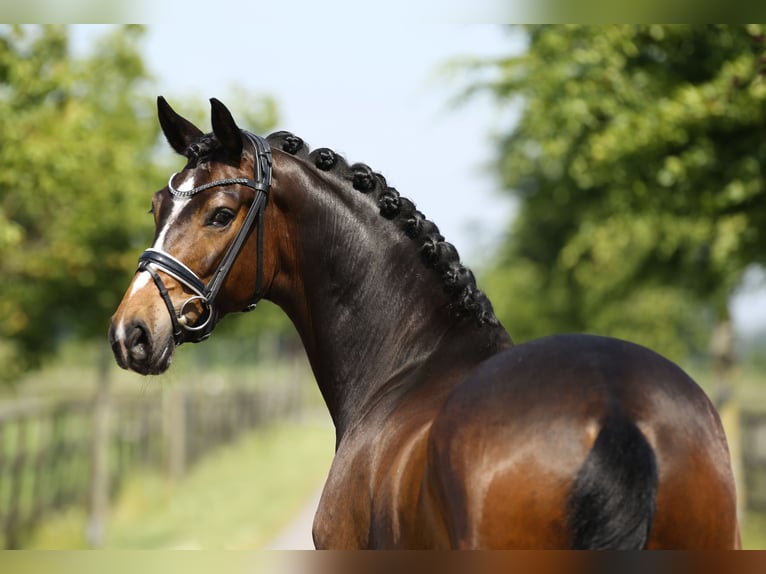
[108,318,173,375]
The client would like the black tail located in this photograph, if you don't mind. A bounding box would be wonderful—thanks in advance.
[567,413,658,550]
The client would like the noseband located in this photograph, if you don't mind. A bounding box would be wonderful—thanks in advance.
[137,131,272,345]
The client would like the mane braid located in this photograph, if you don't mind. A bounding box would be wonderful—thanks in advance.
[266,131,499,328]
[184,134,220,162]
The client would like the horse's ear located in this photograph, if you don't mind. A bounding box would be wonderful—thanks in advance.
[157,96,204,156]
[210,98,243,160]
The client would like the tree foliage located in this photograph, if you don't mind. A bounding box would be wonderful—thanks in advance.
[0,25,281,383]
[474,25,766,360]
[0,26,159,380]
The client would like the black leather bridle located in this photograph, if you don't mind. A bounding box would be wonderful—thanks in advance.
[136,131,272,345]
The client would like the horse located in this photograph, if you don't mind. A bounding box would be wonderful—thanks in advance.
[109,97,740,549]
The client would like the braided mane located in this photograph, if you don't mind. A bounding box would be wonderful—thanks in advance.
[266,131,498,328]
[185,134,220,162]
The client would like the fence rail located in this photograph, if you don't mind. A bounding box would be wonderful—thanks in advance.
[0,382,301,548]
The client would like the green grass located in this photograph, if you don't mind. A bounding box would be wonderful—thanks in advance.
[26,419,334,549]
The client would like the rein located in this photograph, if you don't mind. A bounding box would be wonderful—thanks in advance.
[136,131,272,345]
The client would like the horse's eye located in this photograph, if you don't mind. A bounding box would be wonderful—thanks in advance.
[208,208,235,228]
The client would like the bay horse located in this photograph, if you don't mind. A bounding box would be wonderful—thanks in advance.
[109,97,740,549]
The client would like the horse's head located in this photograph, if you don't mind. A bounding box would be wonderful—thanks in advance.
[109,97,275,375]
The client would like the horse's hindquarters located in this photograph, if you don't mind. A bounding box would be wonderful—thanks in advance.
[646,413,740,549]
[425,334,739,549]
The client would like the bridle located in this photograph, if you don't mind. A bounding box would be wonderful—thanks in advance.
[136,131,272,345]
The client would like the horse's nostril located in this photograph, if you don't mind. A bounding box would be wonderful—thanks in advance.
[127,322,151,363]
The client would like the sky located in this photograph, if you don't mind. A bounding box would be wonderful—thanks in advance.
[71,22,766,335]
[74,23,523,268]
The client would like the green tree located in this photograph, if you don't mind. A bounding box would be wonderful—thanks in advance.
[471,25,766,362]
[0,25,158,381]
[0,25,283,384]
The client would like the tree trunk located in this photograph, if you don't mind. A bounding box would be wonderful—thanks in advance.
[710,315,735,408]
[710,313,745,519]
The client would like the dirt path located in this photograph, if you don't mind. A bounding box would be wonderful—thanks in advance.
[267,486,323,549]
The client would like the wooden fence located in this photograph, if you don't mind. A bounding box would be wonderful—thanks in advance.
[4,383,765,548]
[0,383,301,548]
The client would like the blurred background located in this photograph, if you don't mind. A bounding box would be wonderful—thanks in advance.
[1,24,766,549]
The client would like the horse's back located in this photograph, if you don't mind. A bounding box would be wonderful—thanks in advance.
[422,333,739,549]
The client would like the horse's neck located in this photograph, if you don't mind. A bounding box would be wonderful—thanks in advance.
[268,162,509,439]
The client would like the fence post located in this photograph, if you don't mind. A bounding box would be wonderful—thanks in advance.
[164,385,186,483]
[5,418,27,549]
[86,347,112,548]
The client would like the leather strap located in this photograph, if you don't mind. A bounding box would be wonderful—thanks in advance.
[136,131,272,344]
